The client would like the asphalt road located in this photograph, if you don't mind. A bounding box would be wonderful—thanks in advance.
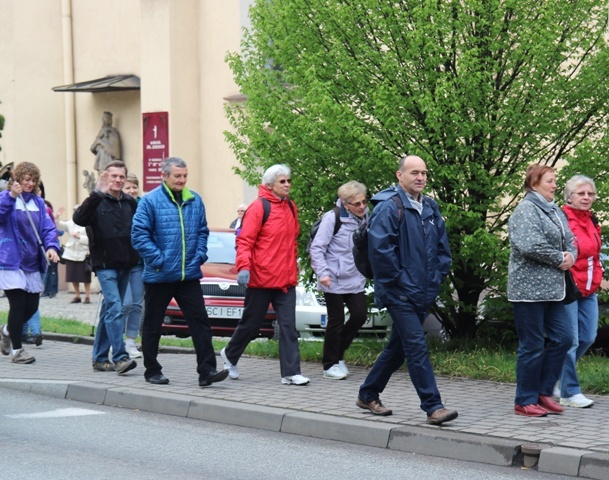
[1,388,577,480]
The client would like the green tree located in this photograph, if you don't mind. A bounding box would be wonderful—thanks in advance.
[225,0,609,338]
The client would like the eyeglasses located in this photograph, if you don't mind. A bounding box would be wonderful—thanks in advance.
[278,179,291,185]
[348,199,368,208]
[573,191,596,198]
[237,210,246,213]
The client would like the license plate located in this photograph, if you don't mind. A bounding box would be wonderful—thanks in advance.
[320,314,327,328]
[205,306,244,319]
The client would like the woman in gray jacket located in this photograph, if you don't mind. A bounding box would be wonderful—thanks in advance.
[508,164,576,417]
[310,181,368,380]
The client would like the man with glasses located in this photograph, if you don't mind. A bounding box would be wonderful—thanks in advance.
[356,155,458,425]
[221,164,310,386]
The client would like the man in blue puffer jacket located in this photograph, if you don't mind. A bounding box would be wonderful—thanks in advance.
[131,157,228,387]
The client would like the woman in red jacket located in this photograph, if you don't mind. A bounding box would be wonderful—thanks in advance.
[221,164,309,386]
[558,175,603,408]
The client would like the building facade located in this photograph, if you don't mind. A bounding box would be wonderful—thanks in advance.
[0,0,256,227]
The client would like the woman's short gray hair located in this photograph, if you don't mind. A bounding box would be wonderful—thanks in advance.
[262,164,291,187]
[564,174,596,203]
[338,180,367,203]
[162,157,188,176]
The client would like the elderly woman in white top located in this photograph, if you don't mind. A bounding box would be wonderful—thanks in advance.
[56,205,91,303]
[309,180,369,380]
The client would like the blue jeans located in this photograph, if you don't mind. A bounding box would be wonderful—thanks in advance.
[92,268,131,363]
[512,301,571,406]
[122,265,144,339]
[22,309,41,337]
[42,262,58,296]
[559,294,598,398]
[358,302,443,415]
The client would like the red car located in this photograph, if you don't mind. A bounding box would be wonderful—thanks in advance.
[162,229,276,338]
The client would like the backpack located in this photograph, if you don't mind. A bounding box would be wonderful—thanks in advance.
[352,194,403,279]
[306,207,341,253]
[236,197,295,236]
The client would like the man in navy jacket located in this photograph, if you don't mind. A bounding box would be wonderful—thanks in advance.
[356,155,458,426]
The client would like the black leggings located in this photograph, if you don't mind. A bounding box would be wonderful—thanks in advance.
[5,289,40,351]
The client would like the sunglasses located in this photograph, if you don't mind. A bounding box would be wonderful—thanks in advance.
[278,178,292,185]
[348,199,368,208]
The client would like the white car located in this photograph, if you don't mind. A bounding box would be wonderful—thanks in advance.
[295,285,447,340]
[295,286,392,339]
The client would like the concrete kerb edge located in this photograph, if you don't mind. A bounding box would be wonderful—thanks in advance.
[388,426,523,467]
[44,333,194,354]
[0,378,73,399]
[3,379,609,476]
[578,452,609,480]
[280,411,394,448]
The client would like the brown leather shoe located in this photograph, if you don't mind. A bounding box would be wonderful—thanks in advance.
[83,297,91,304]
[356,397,393,416]
[70,297,82,304]
[427,407,458,425]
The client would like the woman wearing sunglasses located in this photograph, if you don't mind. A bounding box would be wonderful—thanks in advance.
[309,180,369,379]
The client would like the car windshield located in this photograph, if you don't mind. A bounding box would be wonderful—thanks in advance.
[207,231,237,264]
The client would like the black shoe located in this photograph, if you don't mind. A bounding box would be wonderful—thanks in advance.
[33,334,43,346]
[146,373,170,385]
[199,369,229,387]
[22,335,34,345]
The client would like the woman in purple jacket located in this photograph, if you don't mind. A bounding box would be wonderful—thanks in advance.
[0,162,60,364]
[309,180,368,379]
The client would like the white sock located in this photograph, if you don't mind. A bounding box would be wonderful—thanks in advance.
[11,348,22,356]
[2,325,8,336]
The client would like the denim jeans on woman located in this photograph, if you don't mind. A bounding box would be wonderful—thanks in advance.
[559,294,598,398]
[122,265,144,339]
[512,301,571,406]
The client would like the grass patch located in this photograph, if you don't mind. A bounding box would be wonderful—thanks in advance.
[6,315,608,394]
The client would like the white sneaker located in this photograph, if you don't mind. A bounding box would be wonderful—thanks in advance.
[323,365,347,380]
[220,347,239,379]
[338,360,349,376]
[552,382,560,399]
[127,344,142,359]
[560,393,594,408]
[281,374,310,385]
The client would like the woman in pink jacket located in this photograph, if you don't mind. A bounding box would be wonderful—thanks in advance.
[558,175,603,408]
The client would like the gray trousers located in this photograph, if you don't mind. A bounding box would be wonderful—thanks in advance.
[225,286,301,378]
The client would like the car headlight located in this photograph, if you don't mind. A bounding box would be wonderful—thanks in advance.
[296,287,319,307]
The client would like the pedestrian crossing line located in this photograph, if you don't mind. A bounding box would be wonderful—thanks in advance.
[6,408,105,419]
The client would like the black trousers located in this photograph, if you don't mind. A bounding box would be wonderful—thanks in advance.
[141,280,216,380]
[5,289,39,351]
[322,291,367,370]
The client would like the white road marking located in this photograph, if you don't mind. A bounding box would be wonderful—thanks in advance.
[6,408,105,419]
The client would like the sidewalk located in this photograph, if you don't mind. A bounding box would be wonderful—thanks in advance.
[1,291,608,478]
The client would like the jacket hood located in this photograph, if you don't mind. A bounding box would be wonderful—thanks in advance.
[258,184,286,203]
